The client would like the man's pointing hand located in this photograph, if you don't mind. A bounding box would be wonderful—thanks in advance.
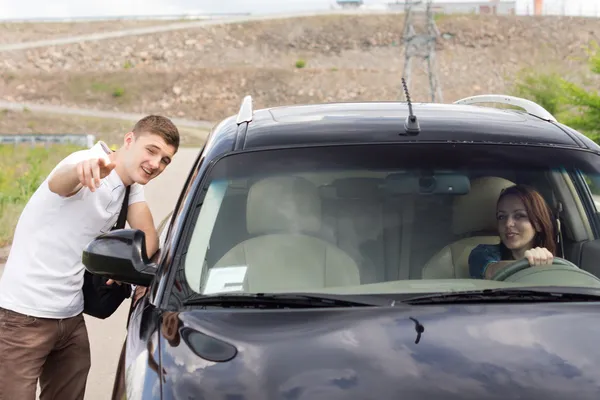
[77,157,116,192]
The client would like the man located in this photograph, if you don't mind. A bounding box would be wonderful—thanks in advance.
[0,115,179,400]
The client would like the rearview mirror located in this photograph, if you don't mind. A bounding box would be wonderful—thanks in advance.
[385,171,470,195]
[82,229,157,287]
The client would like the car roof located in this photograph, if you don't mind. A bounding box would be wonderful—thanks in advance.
[203,96,600,162]
[238,101,582,149]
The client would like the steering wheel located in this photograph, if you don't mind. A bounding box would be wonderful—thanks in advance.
[490,257,580,281]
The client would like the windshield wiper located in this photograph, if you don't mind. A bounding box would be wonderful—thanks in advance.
[403,287,600,305]
[183,292,393,308]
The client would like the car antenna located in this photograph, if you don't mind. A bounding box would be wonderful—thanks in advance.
[402,77,421,135]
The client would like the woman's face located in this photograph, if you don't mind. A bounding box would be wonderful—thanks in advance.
[497,194,537,253]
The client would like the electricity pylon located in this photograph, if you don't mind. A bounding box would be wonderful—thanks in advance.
[401,0,443,102]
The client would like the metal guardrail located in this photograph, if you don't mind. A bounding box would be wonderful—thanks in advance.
[0,134,96,148]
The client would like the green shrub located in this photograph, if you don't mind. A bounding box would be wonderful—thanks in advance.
[512,70,567,116]
[511,42,600,143]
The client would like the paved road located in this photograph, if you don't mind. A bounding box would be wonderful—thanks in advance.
[82,147,199,400]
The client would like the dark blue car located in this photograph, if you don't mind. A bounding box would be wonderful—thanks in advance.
[84,94,600,399]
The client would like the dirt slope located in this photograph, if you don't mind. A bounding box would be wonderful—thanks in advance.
[1,13,599,123]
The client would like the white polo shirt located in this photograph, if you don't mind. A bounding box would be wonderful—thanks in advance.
[0,142,145,319]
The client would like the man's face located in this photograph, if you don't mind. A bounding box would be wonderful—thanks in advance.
[123,132,177,185]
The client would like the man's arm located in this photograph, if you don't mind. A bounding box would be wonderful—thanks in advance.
[127,201,159,259]
[48,157,115,197]
[48,163,83,197]
[122,201,159,299]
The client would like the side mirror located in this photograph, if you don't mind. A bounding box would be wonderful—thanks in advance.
[82,229,157,287]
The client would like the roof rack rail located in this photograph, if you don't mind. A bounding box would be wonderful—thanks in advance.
[236,95,253,124]
[453,94,557,122]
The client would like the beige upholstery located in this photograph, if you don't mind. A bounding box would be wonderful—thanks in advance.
[246,175,321,235]
[422,177,515,279]
[213,176,361,292]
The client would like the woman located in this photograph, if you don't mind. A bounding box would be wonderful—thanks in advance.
[469,184,557,280]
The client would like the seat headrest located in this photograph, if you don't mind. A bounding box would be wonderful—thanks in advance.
[246,176,321,235]
[452,176,515,235]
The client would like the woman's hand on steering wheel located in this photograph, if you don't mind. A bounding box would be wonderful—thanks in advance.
[523,247,554,266]
[490,254,579,281]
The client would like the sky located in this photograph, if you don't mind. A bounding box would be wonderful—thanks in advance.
[0,0,598,20]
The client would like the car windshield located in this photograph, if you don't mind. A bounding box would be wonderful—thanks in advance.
[176,143,600,300]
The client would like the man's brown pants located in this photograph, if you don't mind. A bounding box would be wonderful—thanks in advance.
[0,307,91,400]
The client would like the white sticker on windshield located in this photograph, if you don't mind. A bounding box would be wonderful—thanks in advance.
[203,266,247,294]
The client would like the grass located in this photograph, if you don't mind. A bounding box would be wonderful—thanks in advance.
[0,109,210,147]
[0,144,83,246]
[69,75,133,106]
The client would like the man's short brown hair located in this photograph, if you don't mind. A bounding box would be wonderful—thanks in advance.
[132,115,180,151]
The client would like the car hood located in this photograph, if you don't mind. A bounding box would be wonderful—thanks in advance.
[157,302,600,400]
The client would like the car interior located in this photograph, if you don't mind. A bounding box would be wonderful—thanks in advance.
[182,165,600,295]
